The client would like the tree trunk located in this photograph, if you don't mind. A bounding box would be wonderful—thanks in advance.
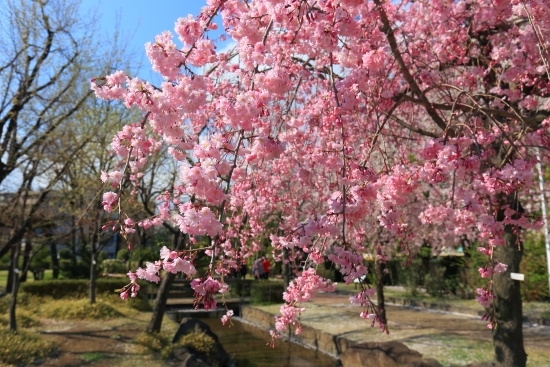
[375,257,387,326]
[6,244,17,293]
[50,241,59,279]
[20,238,32,282]
[492,196,527,367]
[72,218,78,269]
[9,243,20,332]
[146,231,186,333]
[147,271,177,334]
[89,251,97,304]
[89,226,98,305]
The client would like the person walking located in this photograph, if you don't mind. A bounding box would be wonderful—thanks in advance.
[252,258,264,280]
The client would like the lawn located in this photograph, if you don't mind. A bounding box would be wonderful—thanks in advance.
[335,282,550,322]
[0,269,54,289]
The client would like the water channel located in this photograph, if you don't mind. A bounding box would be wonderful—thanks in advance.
[170,311,339,367]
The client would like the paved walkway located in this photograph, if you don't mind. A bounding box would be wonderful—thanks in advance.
[241,292,550,366]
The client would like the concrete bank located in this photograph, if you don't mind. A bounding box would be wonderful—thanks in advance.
[240,292,490,358]
[241,305,353,358]
[239,292,458,360]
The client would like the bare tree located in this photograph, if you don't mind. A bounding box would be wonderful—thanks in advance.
[0,0,132,329]
[0,0,130,259]
[53,99,142,304]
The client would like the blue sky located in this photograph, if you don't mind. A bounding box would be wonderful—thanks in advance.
[81,0,217,79]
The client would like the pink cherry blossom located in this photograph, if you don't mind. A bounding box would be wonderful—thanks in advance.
[221,309,234,326]
[95,1,550,360]
[163,257,197,276]
[136,261,161,283]
[102,192,118,213]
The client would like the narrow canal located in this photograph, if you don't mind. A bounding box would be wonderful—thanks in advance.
[165,280,340,367]
[197,316,339,367]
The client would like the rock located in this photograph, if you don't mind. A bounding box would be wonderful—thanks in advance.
[339,341,442,367]
[170,346,212,367]
[170,317,231,367]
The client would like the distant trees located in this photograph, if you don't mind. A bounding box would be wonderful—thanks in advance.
[0,0,131,330]
[0,0,94,259]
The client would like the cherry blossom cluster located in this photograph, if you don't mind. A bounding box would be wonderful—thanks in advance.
[101,192,118,213]
[271,268,336,341]
[246,136,286,164]
[349,288,388,333]
[327,245,368,284]
[221,309,234,326]
[191,276,228,310]
[476,285,498,330]
[174,203,222,237]
[128,246,197,284]
[118,271,140,300]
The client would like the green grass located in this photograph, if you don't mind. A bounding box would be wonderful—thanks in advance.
[81,352,107,363]
[335,283,550,320]
[402,334,550,367]
[0,271,6,286]
[402,334,493,366]
[0,269,54,288]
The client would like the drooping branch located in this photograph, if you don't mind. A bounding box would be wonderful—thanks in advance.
[374,0,448,132]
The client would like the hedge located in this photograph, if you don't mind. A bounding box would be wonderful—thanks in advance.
[19,278,137,299]
[250,280,285,305]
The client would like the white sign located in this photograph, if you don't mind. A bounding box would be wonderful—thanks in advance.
[510,273,525,281]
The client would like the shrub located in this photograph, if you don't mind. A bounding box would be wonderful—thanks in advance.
[20,278,153,313]
[424,265,462,298]
[130,246,162,264]
[20,278,138,298]
[397,258,426,297]
[30,246,51,271]
[424,266,447,297]
[226,279,252,297]
[250,280,285,305]
[116,249,131,262]
[21,279,88,298]
[39,299,123,320]
[315,265,334,281]
[178,331,215,356]
[134,331,166,352]
[134,331,173,359]
[134,330,219,363]
[58,259,89,279]
[100,259,128,274]
[0,328,56,365]
[0,310,41,328]
[103,292,152,312]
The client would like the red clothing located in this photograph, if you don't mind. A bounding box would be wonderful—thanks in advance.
[262,259,271,274]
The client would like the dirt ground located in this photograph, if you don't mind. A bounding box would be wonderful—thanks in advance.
[35,316,173,367]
